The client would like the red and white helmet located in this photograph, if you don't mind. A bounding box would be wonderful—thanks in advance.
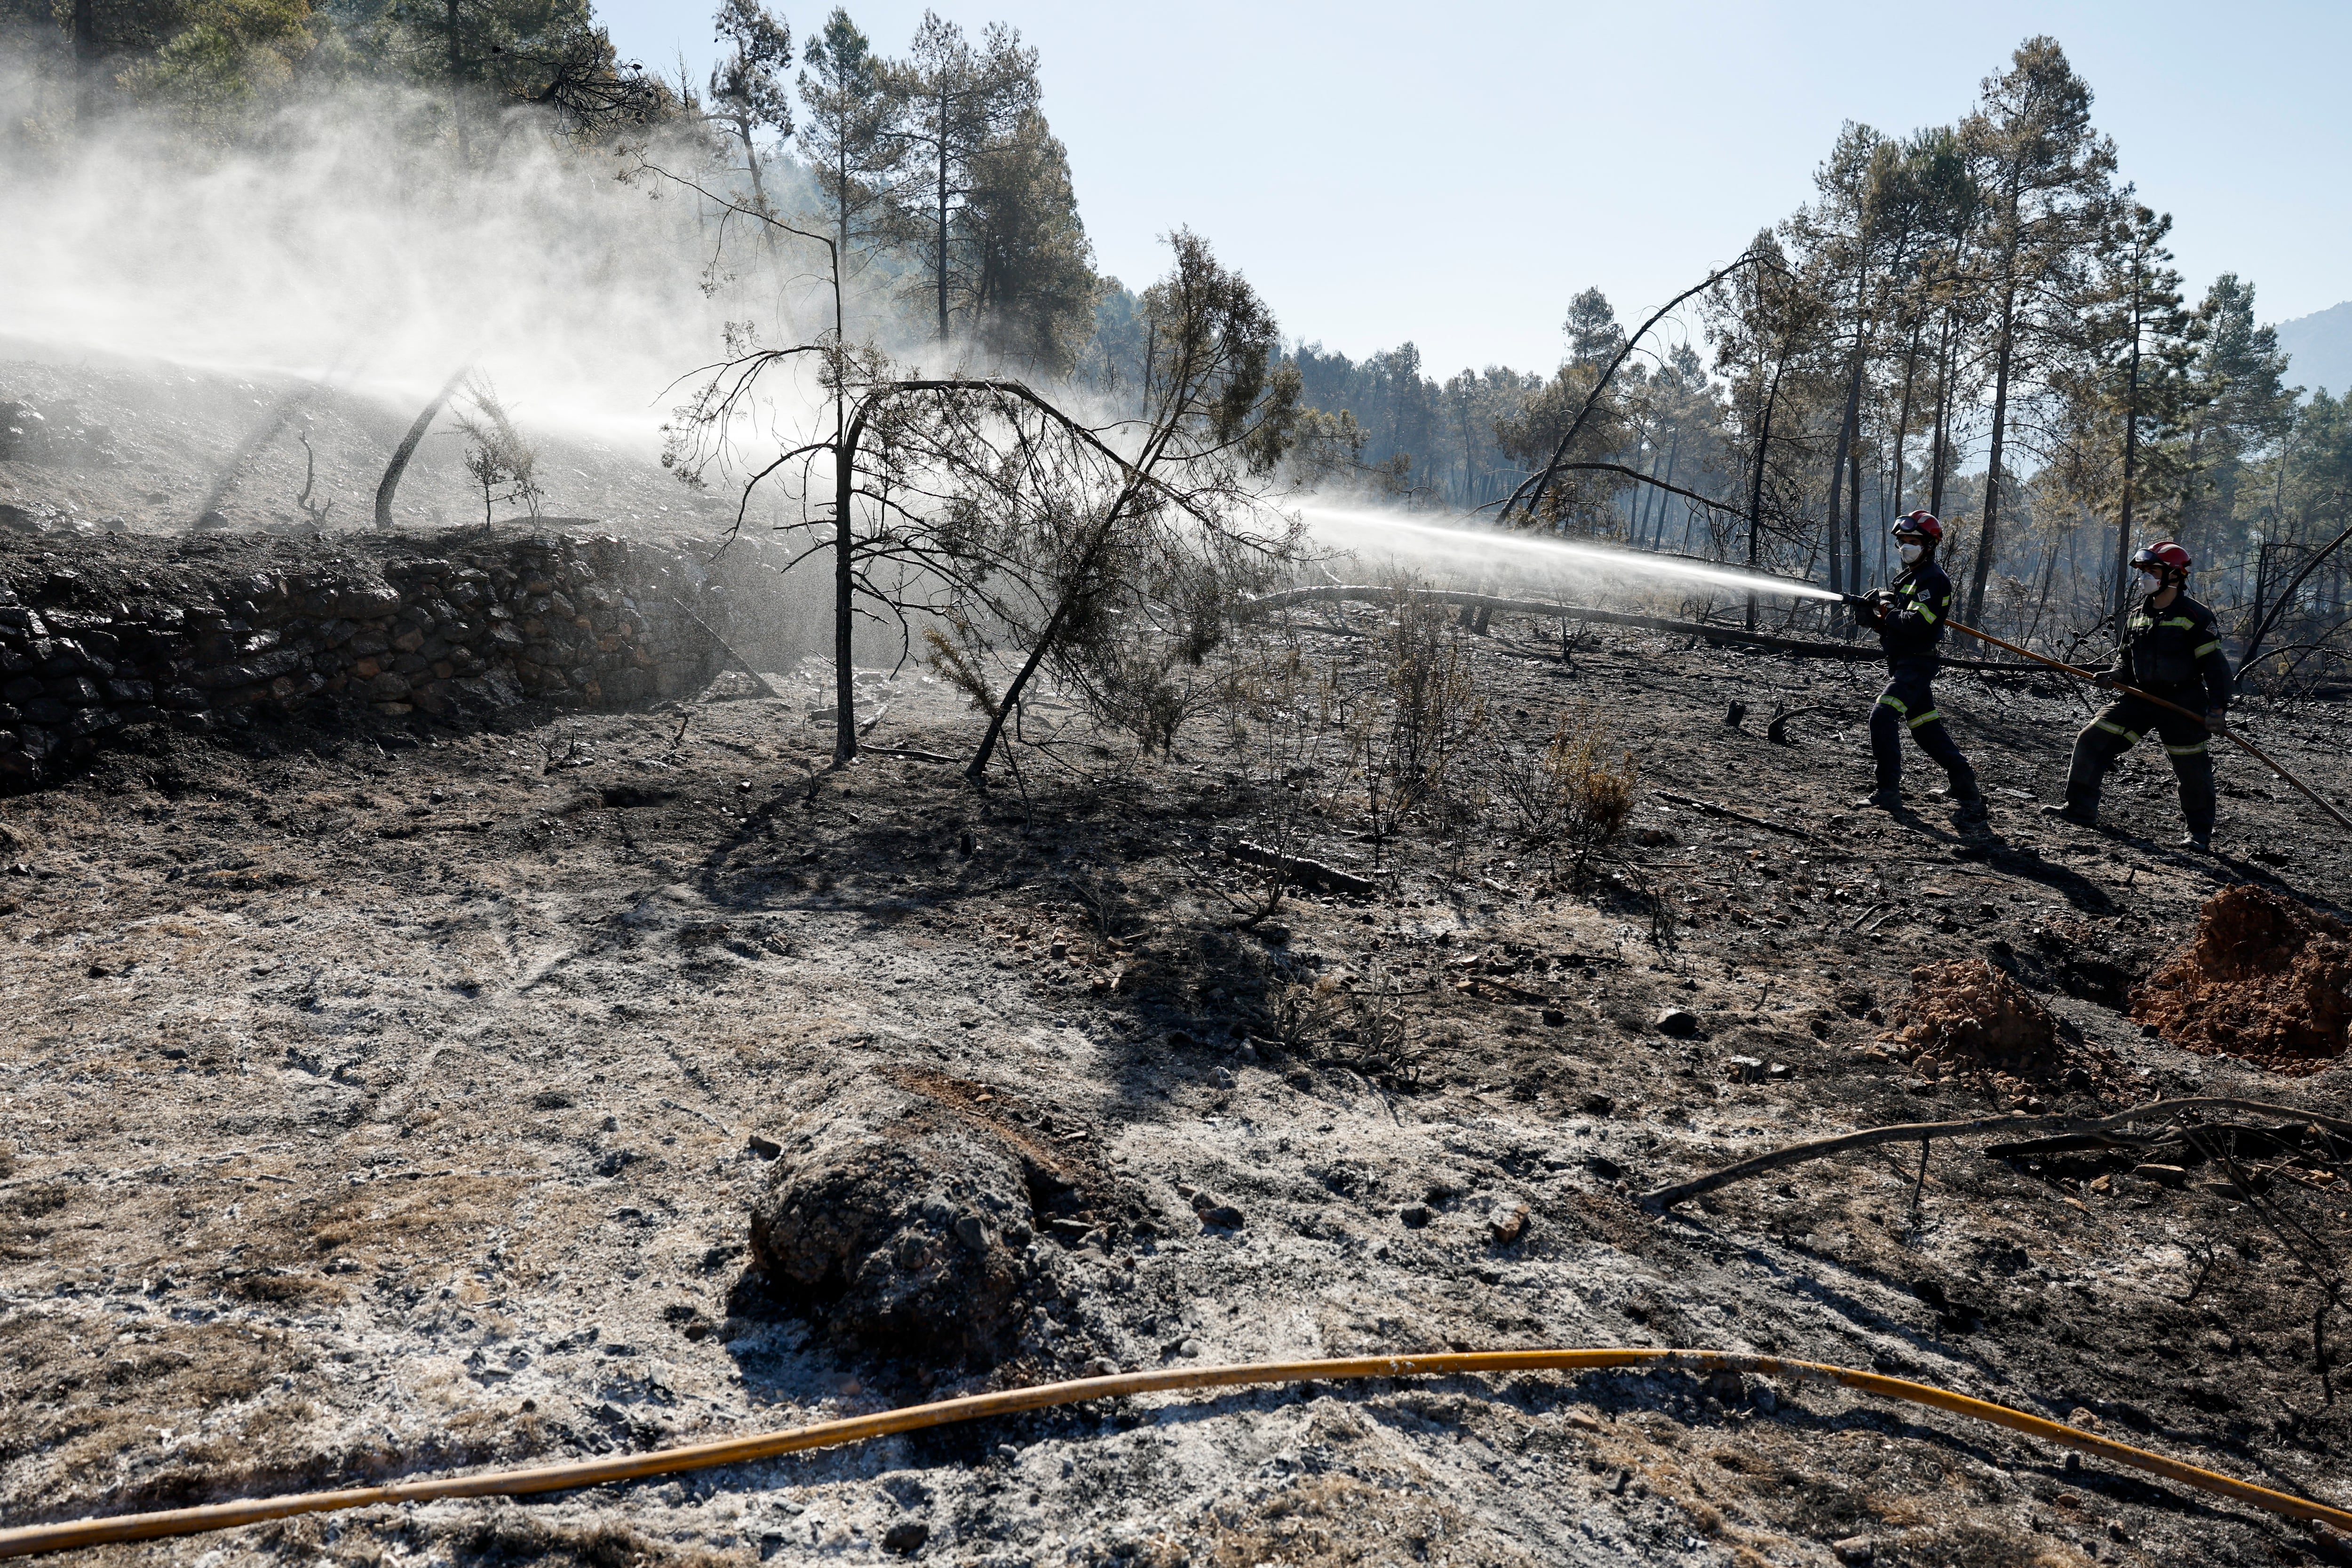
[1891,510,1943,543]
[2132,540,2193,574]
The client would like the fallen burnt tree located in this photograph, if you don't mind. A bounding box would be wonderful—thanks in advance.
[1642,1095,2352,1210]
[1221,838,1377,897]
[1243,585,2047,673]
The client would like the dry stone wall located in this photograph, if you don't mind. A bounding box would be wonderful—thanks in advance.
[0,528,744,780]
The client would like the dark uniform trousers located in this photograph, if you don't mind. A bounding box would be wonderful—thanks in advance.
[2063,687,2217,836]
[1871,654,1977,796]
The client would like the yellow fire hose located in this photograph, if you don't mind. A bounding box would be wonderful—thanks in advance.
[3,1348,2346,1558]
[1940,612,2352,834]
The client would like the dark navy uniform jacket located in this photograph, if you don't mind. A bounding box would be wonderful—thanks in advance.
[1875,561,1952,660]
[2115,592,2233,713]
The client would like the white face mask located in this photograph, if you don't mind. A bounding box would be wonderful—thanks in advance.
[1899,542,1925,565]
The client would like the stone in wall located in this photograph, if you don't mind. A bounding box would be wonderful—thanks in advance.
[0,527,737,781]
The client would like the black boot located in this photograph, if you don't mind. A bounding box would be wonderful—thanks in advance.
[1854,787,1902,810]
[2041,800,2098,828]
[2177,828,2213,852]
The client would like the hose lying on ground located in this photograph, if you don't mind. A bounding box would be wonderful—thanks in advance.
[3,1348,2346,1559]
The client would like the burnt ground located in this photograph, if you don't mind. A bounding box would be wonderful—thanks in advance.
[4,599,2352,1568]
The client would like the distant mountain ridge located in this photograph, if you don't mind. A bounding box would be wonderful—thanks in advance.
[2279,301,2352,398]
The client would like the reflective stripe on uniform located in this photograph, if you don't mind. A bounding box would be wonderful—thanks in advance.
[1914,602,1939,624]
[2093,720,2141,744]
[1906,709,1942,730]
[2166,740,2209,756]
[2193,640,2220,658]
[1877,694,1909,715]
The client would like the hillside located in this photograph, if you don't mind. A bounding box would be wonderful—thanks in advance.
[2280,302,2352,398]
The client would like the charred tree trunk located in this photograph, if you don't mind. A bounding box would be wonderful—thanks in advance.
[1745,356,1788,632]
[1457,386,1476,509]
[446,0,468,160]
[1645,432,1681,549]
[1928,305,1958,518]
[1889,321,1921,526]
[1824,339,1866,597]
[735,113,770,216]
[934,104,951,345]
[964,470,1154,784]
[1972,303,2014,629]
[72,0,98,122]
[374,368,469,533]
[2114,306,2143,625]
[831,397,877,765]
[1967,191,2025,625]
[1850,445,1866,584]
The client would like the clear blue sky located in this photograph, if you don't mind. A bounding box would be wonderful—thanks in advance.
[597,0,2351,375]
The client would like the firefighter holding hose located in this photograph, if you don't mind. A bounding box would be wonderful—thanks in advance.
[2042,541,2233,850]
[1847,512,1988,822]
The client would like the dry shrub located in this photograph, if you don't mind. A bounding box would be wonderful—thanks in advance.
[1883,959,2059,1082]
[1377,590,1485,820]
[1494,704,1638,880]
[2131,884,2352,1075]
[1549,719,1637,864]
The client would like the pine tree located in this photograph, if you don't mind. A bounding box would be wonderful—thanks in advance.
[796,7,898,264]
[1562,288,1624,368]
[884,12,1038,346]
[707,0,791,216]
[1877,126,1977,562]
[2079,198,2190,618]
[2174,273,2297,568]
[961,107,1099,374]
[1955,35,2116,622]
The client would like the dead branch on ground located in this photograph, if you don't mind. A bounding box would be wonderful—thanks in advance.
[1651,789,1820,843]
[1644,1098,2352,1210]
[1222,838,1376,898]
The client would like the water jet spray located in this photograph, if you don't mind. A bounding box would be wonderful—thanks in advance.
[1295,503,1843,605]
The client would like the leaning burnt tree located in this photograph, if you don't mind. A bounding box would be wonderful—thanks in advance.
[1490,250,1793,626]
[1491,250,1772,534]
[648,165,1301,776]
[925,230,1303,783]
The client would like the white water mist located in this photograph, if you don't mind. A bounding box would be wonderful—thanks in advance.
[1295,502,1843,604]
[0,79,868,460]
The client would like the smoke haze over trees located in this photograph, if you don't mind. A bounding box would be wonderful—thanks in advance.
[4,9,2348,690]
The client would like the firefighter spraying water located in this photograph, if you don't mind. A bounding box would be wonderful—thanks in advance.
[1843,511,1989,823]
[1293,502,2351,846]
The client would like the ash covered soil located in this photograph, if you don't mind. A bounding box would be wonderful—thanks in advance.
[5,601,2352,1568]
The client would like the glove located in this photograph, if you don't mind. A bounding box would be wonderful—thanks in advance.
[2206,710,2228,737]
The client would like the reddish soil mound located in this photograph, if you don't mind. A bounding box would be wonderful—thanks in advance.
[2131,885,2352,1076]
[1883,959,2061,1092]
